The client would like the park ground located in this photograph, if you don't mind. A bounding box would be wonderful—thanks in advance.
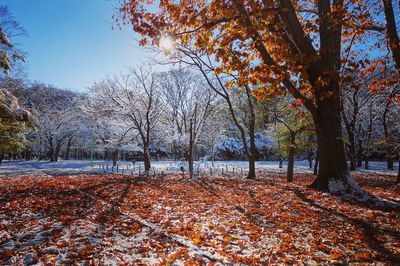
[0,168,399,265]
[0,159,398,177]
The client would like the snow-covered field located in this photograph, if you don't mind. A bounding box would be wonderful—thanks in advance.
[0,159,398,177]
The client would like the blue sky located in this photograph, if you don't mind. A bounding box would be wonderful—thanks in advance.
[1,0,156,91]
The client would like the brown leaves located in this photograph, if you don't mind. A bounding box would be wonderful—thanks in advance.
[0,173,399,264]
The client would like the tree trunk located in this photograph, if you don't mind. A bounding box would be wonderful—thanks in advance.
[307,149,313,169]
[348,140,357,171]
[49,147,55,162]
[357,140,363,167]
[247,134,257,180]
[357,159,362,168]
[143,144,151,172]
[365,158,369,170]
[388,156,394,171]
[111,149,118,167]
[287,134,296,182]
[0,152,4,166]
[53,141,62,162]
[24,150,31,161]
[188,119,194,179]
[383,97,395,171]
[310,96,350,191]
[245,85,257,180]
[397,157,400,184]
[344,122,357,171]
[381,0,400,72]
[313,150,319,175]
[47,136,55,162]
[64,137,73,160]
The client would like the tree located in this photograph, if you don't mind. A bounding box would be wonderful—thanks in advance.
[271,97,314,182]
[197,108,227,163]
[380,0,400,73]
[161,46,260,179]
[88,68,163,172]
[381,84,400,170]
[78,101,137,166]
[160,69,216,177]
[12,83,80,161]
[0,5,25,75]
[0,6,34,164]
[118,0,393,191]
[0,88,36,164]
[341,71,376,170]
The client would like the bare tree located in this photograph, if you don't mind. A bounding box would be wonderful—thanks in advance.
[165,46,259,179]
[88,67,163,172]
[160,69,216,177]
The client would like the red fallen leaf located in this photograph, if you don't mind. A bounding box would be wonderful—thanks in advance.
[9,201,19,207]
[356,252,372,260]
[0,250,13,261]
[138,246,150,253]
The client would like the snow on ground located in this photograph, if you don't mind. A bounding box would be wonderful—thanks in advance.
[0,159,398,177]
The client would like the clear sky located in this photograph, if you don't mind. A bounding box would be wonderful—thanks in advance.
[0,0,156,91]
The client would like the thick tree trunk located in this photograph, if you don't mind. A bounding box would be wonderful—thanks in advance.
[310,96,350,191]
[287,134,296,182]
[381,0,400,72]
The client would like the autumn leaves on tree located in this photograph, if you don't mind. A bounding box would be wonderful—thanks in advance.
[118,0,399,192]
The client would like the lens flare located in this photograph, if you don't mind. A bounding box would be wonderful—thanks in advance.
[159,35,175,53]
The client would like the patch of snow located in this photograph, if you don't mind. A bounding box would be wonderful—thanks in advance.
[0,159,397,178]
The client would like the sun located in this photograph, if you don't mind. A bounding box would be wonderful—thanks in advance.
[159,35,175,53]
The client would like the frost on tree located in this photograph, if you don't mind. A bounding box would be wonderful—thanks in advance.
[214,138,244,160]
[0,88,37,164]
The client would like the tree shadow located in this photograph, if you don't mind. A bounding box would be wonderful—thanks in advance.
[261,173,400,212]
[292,188,400,264]
[0,176,139,227]
[352,173,399,192]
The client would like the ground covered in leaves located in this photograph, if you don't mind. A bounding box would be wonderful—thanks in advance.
[0,172,399,265]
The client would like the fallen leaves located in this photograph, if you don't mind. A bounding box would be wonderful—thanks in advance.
[0,172,399,264]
